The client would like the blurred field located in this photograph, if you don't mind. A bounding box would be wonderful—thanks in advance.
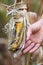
[0,38,25,65]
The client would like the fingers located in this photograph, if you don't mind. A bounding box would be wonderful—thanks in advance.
[27,27,32,41]
[23,42,36,54]
[29,43,40,53]
[25,40,32,48]
[23,42,40,54]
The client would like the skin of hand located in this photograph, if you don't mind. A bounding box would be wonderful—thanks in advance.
[23,19,43,54]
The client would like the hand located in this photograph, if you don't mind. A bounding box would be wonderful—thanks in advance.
[23,19,43,54]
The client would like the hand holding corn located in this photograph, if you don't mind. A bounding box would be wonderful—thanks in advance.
[23,18,43,54]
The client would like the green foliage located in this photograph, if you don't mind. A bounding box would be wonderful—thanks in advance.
[0,0,14,5]
[0,5,10,38]
[31,0,41,13]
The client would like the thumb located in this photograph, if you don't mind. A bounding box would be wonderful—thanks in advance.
[27,19,41,41]
[26,27,32,41]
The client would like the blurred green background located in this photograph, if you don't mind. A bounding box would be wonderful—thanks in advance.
[0,0,41,38]
[0,0,14,38]
[0,0,14,5]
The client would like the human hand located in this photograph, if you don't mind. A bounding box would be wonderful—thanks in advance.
[23,19,43,54]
